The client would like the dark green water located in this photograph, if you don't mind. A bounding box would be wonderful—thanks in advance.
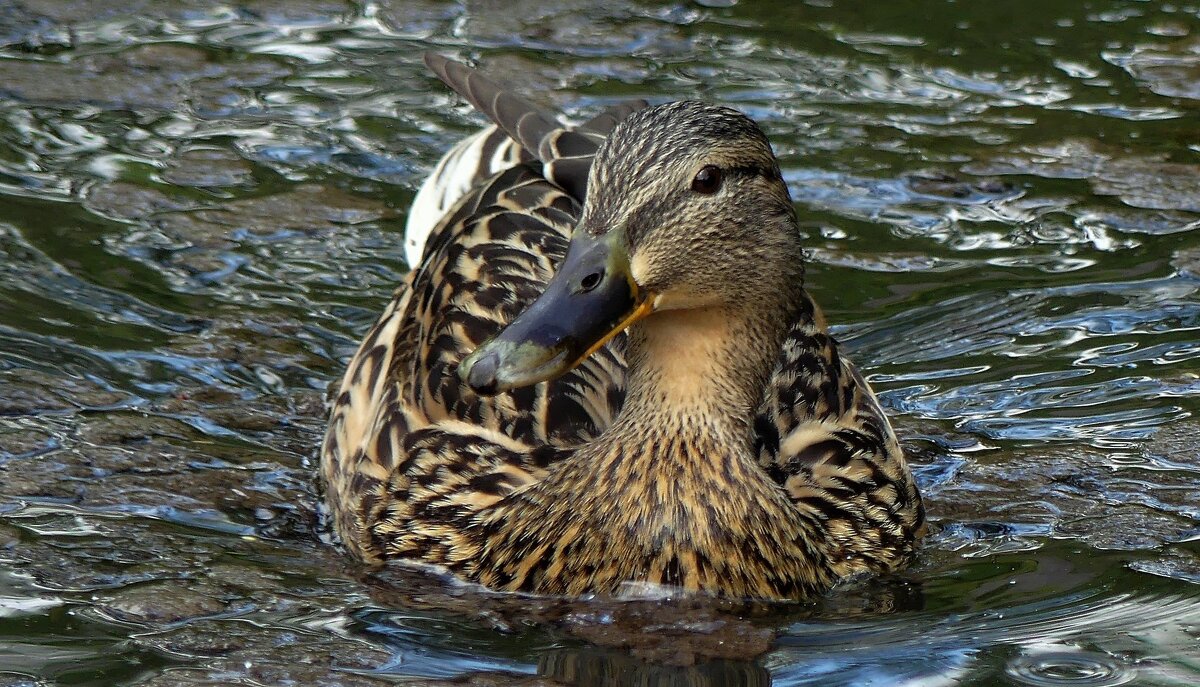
[1,1,1198,685]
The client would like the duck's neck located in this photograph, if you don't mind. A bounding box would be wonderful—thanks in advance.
[609,294,801,454]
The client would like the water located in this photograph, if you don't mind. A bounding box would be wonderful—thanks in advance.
[0,0,1197,684]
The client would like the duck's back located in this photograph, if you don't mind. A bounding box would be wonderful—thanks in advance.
[321,57,643,561]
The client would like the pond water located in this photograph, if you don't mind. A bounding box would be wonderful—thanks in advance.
[0,0,1198,684]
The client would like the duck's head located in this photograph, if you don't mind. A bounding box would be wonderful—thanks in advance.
[460,101,802,395]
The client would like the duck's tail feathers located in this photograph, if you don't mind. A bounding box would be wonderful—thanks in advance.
[424,53,647,202]
[424,53,561,160]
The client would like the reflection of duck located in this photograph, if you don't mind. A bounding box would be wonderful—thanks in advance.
[539,648,771,687]
[320,54,925,599]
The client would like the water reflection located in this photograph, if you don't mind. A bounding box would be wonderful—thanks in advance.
[346,542,1200,686]
[539,651,772,687]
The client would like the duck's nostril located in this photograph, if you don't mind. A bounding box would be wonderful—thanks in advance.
[465,351,500,395]
[579,270,604,292]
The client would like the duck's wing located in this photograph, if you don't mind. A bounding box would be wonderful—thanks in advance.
[754,295,926,576]
[322,57,643,561]
[405,56,647,266]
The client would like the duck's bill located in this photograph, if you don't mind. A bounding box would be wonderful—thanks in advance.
[459,233,652,395]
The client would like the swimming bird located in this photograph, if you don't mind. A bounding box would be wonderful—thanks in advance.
[320,54,925,599]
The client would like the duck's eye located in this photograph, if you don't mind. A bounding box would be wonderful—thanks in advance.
[579,271,603,292]
[691,165,723,194]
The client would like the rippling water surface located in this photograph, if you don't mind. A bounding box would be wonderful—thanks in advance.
[0,1,1198,685]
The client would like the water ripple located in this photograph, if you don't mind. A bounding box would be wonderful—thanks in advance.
[1006,652,1135,687]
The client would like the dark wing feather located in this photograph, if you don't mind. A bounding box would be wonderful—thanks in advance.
[425,53,561,158]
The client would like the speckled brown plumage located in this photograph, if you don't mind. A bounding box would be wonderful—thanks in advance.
[320,54,925,599]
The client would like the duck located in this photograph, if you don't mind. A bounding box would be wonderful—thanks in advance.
[320,53,925,600]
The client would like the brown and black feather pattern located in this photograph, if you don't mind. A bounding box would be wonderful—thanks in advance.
[321,56,924,596]
[322,161,625,562]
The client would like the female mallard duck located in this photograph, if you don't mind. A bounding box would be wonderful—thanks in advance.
[321,54,925,599]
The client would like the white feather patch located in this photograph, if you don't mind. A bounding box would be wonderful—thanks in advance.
[405,125,522,267]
